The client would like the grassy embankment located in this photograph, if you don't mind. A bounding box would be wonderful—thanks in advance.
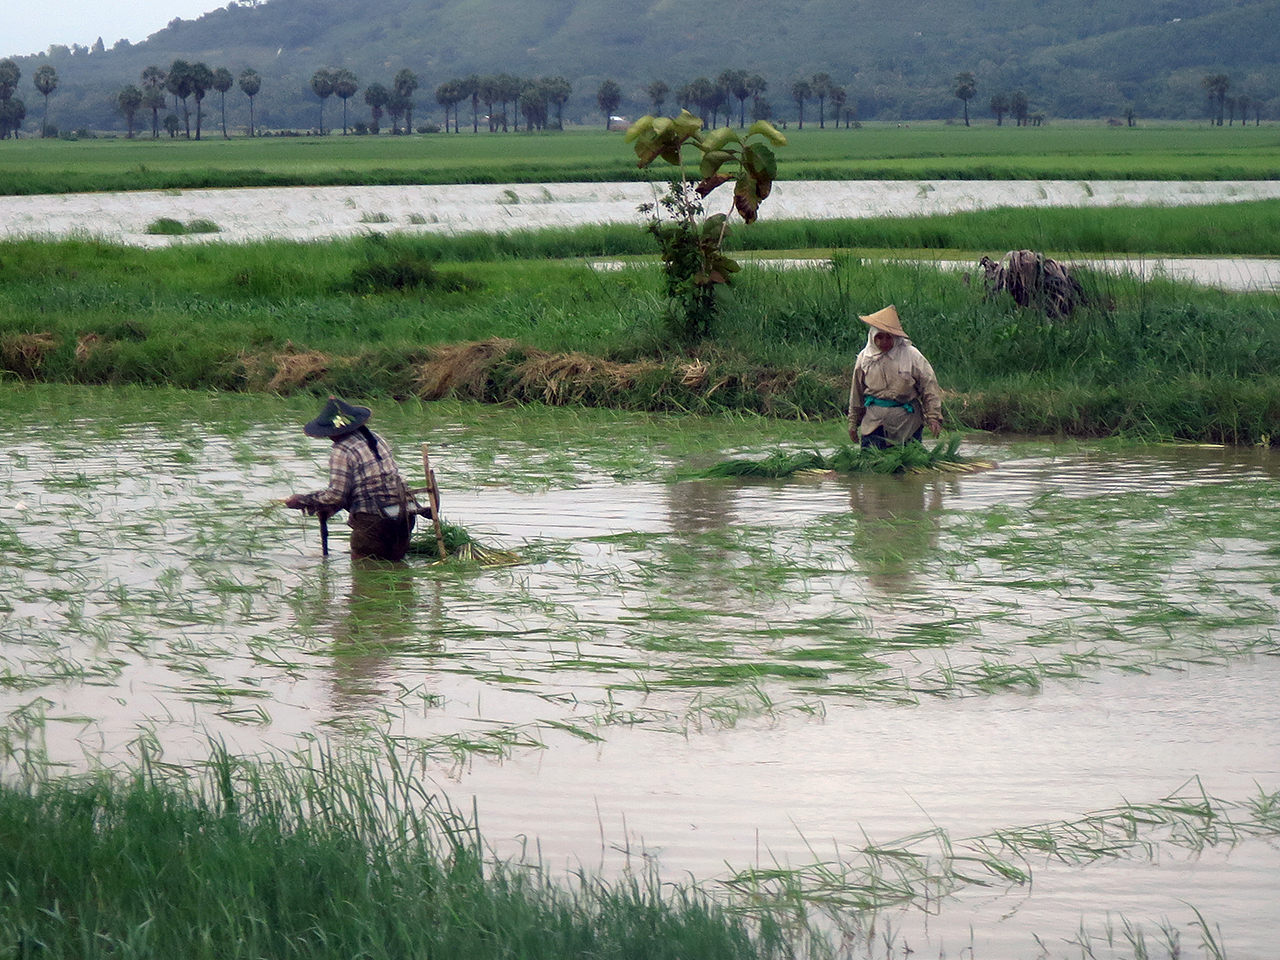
[1,123,1279,194]
[2,129,1279,443]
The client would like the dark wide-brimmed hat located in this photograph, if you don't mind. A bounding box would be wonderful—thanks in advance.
[304,396,371,438]
[859,305,907,338]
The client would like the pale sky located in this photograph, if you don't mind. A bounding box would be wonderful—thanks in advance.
[4,0,223,59]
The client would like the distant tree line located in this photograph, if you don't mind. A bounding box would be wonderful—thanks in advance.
[0,51,1271,139]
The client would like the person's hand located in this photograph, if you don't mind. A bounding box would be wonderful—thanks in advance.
[848,422,858,442]
[927,419,942,438]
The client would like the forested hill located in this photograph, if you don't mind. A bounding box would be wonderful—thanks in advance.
[4,0,1278,135]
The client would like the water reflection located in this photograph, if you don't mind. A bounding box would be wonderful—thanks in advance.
[301,562,443,712]
[846,475,948,592]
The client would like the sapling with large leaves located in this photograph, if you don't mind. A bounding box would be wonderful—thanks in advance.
[625,108,786,344]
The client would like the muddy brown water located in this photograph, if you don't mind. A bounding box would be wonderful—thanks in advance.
[2,386,1278,958]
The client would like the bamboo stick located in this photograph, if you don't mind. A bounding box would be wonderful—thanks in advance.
[422,443,447,560]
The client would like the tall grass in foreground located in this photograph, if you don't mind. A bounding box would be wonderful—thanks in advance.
[0,745,786,960]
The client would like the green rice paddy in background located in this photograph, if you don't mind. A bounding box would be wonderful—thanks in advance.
[1,124,1278,195]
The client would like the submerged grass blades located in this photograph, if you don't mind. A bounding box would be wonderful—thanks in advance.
[722,778,1280,925]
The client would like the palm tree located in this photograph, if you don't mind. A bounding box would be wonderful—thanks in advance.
[954,71,977,126]
[117,84,142,138]
[212,68,234,138]
[363,81,388,134]
[0,58,19,103]
[520,81,549,131]
[686,76,715,127]
[1010,90,1029,126]
[188,62,213,140]
[791,79,811,129]
[1202,74,1229,126]
[543,76,571,130]
[811,72,832,128]
[332,69,358,134]
[140,65,166,138]
[393,69,418,131]
[387,91,409,134]
[141,88,165,139]
[829,85,847,128]
[495,73,521,132]
[597,79,622,130]
[746,74,768,120]
[989,92,1009,126]
[436,79,464,132]
[310,68,335,134]
[165,60,194,137]
[717,69,749,127]
[646,80,669,115]
[479,75,499,131]
[464,74,482,132]
[238,68,261,137]
[33,65,57,137]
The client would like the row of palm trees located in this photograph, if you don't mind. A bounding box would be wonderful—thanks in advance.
[116,60,263,139]
[0,58,60,138]
[107,60,861,140]
[310,69,578,135]
[643,70,854,130]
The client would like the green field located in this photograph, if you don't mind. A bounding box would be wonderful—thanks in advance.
[1,123,1279,195]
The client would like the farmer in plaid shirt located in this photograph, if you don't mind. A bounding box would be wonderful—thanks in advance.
[285,397,421,561]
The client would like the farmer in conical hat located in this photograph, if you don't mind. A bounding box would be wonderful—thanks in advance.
[848,305,943,449]
[284,397,420,561]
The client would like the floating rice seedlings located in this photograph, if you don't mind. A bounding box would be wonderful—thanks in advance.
[696,437,995,478]
[723,781,1280,936]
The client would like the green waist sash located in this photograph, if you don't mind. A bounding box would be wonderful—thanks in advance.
[864,395,915,414]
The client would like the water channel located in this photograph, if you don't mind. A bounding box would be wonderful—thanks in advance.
[3,179,1280,291]
[2,385,1277,959]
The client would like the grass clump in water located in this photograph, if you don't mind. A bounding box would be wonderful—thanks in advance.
[144,217,221,235]
[0,744,786,960]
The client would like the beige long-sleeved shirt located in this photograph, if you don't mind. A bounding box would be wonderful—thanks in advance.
[848,336,943,444]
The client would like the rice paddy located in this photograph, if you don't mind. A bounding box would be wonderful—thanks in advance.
[2,383,1278,958]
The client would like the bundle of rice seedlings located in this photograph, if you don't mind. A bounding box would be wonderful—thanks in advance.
[697,436,995,479]
[406,521,523,567]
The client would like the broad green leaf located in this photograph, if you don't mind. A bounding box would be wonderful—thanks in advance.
[742,143,778,180]
[673,109,704,137]
[698,150,734,180]
[700,127,741,152]
[746,120,788,145]
[624,116,655,142]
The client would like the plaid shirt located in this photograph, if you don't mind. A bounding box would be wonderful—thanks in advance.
[298,430,411,521]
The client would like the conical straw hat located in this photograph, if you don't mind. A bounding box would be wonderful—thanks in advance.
[858,305,907,338]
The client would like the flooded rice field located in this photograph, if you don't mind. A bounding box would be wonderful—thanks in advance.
[2,385,1278,958]
[4,179,1279,291]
